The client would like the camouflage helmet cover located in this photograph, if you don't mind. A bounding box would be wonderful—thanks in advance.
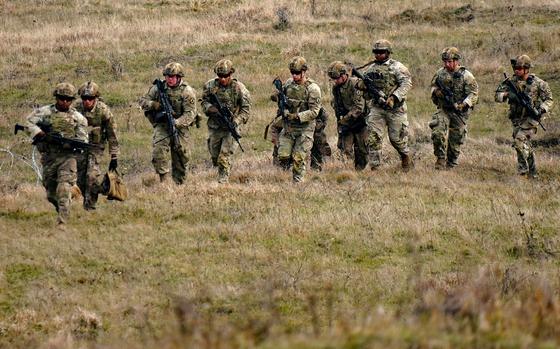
[327,61,347,79]
[372,39,392,53]
[53,82,77,99]
[163,62,185,77]
[511,54,532,69]
[78,81,100,97]
[289,56,308,72]
[441,47,462,61]
[214,59,235,75]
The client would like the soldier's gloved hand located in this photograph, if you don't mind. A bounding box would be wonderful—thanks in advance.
[270,92,279,102]
[109,158,118,171]
[338,116,351,126]
[287,112,299,121]
[455,102,468,112]
[385,95,396,109]
[33,131,47,143]
[61,142,73,151]
[207,105,219,116]
[433,89,444,98]
[152,101,161,111]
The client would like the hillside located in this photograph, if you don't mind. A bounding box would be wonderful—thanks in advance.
[1,1,560,348]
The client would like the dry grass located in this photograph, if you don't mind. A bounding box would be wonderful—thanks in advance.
[1,0,560,348]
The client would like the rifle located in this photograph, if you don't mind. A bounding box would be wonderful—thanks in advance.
[207,93,244,152]
[333,85,350,136]
[264,78,288,139]
[350,66,391,110]
[434,78,466,126]
[14,123,100,153]
[153,79,182,151]
[502,73,546,131]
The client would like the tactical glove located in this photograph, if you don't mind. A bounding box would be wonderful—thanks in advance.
[152,101,161,111]
[455,102,468,112]
[433,89,444,98]
[109,159,118,171]
[207,105,219,116]
[385,95,396,109]
[287,112,299,121]
[270,92,279,102]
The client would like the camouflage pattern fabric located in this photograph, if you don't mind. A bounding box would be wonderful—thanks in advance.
[495,74,553,175]
[310,108,331,171]
[201,78,251,182]
[332,76,368,170]
[140,79,197,184]
[74,100,119,208]
[430,66,478,167]
[25,104,88,224]
[277,77,322,182]
[360,58,412,168]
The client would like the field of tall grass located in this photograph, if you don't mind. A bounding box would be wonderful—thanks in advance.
[1,1,560,348]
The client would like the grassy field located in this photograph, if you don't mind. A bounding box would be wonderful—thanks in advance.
[1,1,560,348]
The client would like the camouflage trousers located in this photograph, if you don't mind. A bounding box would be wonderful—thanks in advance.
[77,150,103,210]
[152,124,190,184]
[430,110,467,167]
[512,120,538,175]
[207,126,239,180]
[270,116,283,167]
[338,123,368,170]
[41,152,78,224]
[310,120,331,171]
[366,106,410,167]
[278,122,315,182]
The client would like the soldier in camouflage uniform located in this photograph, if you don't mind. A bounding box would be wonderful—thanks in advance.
[139,62,197,184]
[495,55,553,178]
[328,61,368,170]
[24,83,88,225]
[357,39,413,171]
[74,82,120,210]
[430,47,479,169]
[201,59,251,183]
[277,56,322,182]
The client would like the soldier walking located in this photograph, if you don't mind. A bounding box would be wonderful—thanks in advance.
[24,83,88,225]
[429,47,479,169]
[328,61,368,170]
[495,55,553,178]
[276,56,323,183]
[201,59,251,184]
[357,39,413,171]
[140,62,197,184]
[74,81,120,209]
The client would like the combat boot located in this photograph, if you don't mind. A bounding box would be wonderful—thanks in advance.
[435,158,446,170]
[401,153,413,172]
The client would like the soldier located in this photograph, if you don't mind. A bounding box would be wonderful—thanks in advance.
[24,83,88,225]
[276,56,322,183]
[429,47,479,169]
[201,59,251,183]
[358,39,413,171]
[139,62,197,184]
[328,61,368,170]
[74,82,120,210]
[495,55,553,178]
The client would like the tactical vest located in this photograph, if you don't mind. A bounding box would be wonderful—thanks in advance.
[46,106,79,138]
[437,67,469,104]
[210,79,242,115]
[365,59,398,97]
[285,79,315,113]
[77,101,107,144]
[166,82,189,117]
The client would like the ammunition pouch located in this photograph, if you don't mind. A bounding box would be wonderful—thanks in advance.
[102,170,127,201]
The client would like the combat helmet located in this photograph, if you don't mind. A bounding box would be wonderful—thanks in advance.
[327,61,347,79]
[511,55,532,69]
[372,39,392,53]
[163,62,185,77]
[441,47,462,61]
[289,56,308,72]
[78,81,100,98]
[214,59,235,76]
[53,82,76,99]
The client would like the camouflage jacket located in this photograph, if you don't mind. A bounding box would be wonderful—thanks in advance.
[495,74,554,123]
[331,76,366,125]
[360,58,412,108]
[283,77,322,127]
[74,100,119,158]
[430,66,479,112]
[25,104,88,153]
[139,79,197,128]
[201,78,251,130]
